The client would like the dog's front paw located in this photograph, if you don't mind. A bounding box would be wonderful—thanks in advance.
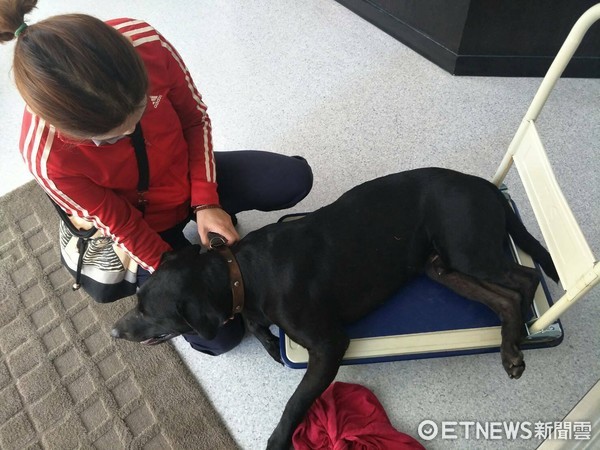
[502,345,525,379]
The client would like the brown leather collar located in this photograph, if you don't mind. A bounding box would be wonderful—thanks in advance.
[208,233,244,318]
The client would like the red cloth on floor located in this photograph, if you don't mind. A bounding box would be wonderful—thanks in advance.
[292,382,426,450]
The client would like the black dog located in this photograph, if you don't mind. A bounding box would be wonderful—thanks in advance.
[112,168,558,450]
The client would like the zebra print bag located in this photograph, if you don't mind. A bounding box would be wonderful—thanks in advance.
[52,122,148,303]
[57,214,138,303]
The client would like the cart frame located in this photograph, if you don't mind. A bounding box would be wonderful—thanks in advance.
[493,3,600,335]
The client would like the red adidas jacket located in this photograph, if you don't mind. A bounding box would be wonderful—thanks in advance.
[19,18,217,272]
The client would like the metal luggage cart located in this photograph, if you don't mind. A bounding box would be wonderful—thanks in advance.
[280,4,600,368]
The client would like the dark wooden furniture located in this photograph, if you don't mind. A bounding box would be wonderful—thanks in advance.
[335,0,600,77]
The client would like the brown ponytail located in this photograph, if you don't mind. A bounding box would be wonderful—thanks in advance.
[0,0,36,42]
[1,1,148,138]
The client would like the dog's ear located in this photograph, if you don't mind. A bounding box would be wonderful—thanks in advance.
[160,250,178,264]
[177,299,222,340]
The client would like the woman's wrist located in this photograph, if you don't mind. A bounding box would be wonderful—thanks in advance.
[192,203,221,214]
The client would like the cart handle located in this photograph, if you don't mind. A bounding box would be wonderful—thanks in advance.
[526,3,600,122]
[493,3,600,185]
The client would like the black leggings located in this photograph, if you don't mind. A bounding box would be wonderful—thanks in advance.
[216,150,313,214]
[137,150,313,355]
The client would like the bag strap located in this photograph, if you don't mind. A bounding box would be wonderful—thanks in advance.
[51,200,97,238]
[130,122,150,215]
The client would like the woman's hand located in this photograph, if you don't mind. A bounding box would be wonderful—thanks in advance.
[195,207,239,247]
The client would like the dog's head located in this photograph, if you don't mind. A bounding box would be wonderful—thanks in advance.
[111,245,232,345]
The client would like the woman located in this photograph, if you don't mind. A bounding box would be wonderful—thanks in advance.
[1,1,313,355]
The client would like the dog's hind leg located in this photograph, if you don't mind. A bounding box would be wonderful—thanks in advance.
[244,318,282,364]
[476,262,541,320]
[514,264,542,317]
[496,263,541,319]
[425,255,526,379]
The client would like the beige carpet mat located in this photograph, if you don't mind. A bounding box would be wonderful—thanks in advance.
[0,182,239,450]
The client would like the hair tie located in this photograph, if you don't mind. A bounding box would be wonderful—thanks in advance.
[14,23,28,38]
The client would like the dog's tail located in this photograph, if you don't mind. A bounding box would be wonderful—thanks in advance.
[501,195,560,283]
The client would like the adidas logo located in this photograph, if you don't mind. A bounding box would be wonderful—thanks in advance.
[150,95,162,109]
